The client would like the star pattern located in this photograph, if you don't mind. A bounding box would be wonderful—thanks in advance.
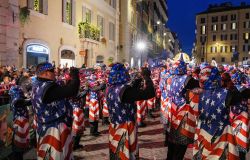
[199,88,230,136]
[106,85,136,124]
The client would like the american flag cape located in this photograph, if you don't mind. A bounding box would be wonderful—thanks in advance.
[229,101,249,152]
[109,122,138,160]
[89,91,99,122]
[37,123,73,160]
[102,97,109,118]
[190,89,239,160]
[136,100,147,123]
[147,97,155,110]
[72,102,84,136]
[167,75,193,132]
[13,117,30,148]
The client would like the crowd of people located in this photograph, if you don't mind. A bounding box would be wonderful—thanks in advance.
[0,56,250,160]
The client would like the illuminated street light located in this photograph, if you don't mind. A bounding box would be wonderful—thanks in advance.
[157,21,161,25]
[164,33,167,36]
[136,41,146,51]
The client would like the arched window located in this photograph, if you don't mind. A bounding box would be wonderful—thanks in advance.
[60,49,75,67]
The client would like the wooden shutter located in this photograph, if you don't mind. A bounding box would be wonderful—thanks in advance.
[72,0,76,26]
[62,0,67,22]
[43,0,48,15]
[27,0,34,9]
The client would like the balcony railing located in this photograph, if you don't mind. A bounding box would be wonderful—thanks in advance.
[78,22,100,41]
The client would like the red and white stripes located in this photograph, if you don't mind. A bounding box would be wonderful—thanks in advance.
[89,98,99,122]
[136,100,147,123]
[72,107,84,136]
[102,97,109,118]
[37,123,73,160]
[109,122,138,160]
[13,117,30,148]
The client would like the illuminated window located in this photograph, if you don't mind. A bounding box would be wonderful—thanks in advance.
[211,46,217,53]
[244,33,249,40]
[222,24,226,30]
[231,22,237,30]
[201,25,206,35]
[212,24,217,31]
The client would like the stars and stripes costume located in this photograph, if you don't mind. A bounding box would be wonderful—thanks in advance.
[230,70,249,154]
[189,64,239,159]
[9,86,30,150]
[166,60,194,145]
[31,63,73,160]
[106,63,138,160]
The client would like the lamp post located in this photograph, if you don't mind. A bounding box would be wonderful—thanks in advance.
[136,41,146,67]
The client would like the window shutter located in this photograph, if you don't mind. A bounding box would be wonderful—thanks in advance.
[72,0,76,26]
[43,0,48,15]
[27,0,34,9]
[62,0,67,22]
[82,6,86,22]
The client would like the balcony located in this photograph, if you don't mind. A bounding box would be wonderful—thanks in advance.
[78,22,100,43]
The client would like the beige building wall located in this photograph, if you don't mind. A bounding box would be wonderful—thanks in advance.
[195,6,250,64]
[0,0,20,66]
[19,0,119,68]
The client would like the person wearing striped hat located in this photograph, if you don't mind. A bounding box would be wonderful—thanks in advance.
[106,63,155,160]
[31,62,80,160]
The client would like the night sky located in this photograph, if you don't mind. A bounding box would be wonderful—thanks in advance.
[167,0,244,55]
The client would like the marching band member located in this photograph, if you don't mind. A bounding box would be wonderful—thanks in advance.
[31,62,79,160]
[106,63,155,160]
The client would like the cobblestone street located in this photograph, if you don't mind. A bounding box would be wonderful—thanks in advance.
[73,112,193,160]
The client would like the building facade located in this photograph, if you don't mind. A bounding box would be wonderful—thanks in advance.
[18,0,119,68]
[119,0,168,68]
[194,2,250,64]
[0,0,20,66]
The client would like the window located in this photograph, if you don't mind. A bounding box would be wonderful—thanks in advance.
[221,34,227,41]
[27,0,48,14]
[221,57,225,63]
[201,25,206,35]
[85,8,92,23]
[200,18,206,24]
[212,57,216,60]
[230,34,237,40]
[244,21,250,28]
[201,58,205,62]
[110,0,116,9]
[97,15,105,37]
[230,45,237,52]
[211,46,217,53]
[231,14,236,21]
[212,24,217,31]
[212,16,218,22]
[221,15,228,22]
[244,33,249,40]
[62,0,75,25]
[243,45,246,52]
[220,46,227,53]
[246,13,250,19]
[231,22,237,30]
[221,23,227,30]
[213,35,216,41]
[200,36,206,43]
[109,22,115,41]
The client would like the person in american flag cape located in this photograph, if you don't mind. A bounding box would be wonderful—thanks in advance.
[164,59,199,160]
[188,63,241,160]
[9,86,31,160]
[230,69,250,160]
[31,62,80,160]
[106,63,155,160]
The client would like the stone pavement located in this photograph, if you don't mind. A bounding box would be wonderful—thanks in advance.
[74,112,192,160]
[24,111,250,160]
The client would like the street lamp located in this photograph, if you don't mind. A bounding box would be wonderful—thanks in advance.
[157,21,161,25]
[136,41,146,67]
